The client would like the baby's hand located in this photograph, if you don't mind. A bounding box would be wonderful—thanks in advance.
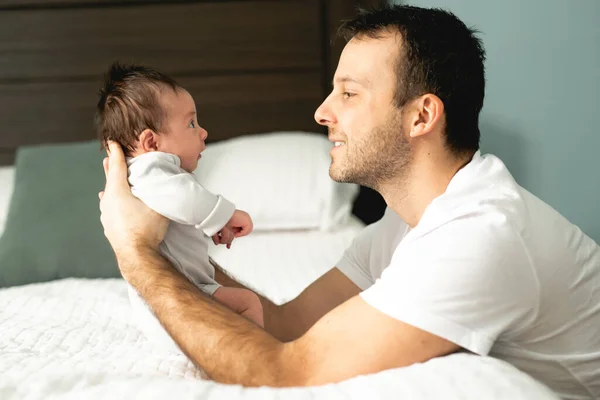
[212,227,235,249]
[211,210,253,249]
[227,209,253,239]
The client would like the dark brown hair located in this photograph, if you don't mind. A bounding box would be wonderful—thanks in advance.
[339,5,486,154]
[95,62,181,153]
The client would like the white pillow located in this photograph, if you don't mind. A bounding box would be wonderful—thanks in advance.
[194,132,359,231]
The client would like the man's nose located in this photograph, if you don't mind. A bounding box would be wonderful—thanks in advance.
[314,97,335,127]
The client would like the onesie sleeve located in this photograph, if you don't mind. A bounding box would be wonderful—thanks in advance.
[127,152,235,237]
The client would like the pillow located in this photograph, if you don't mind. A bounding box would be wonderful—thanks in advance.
[0,133,358,287]
[194,132,359,231]
[0,141,118,288]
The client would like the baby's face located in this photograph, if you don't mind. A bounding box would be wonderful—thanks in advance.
[158,89,207,172]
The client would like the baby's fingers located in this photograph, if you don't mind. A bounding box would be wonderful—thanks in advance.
[236,223,253,237]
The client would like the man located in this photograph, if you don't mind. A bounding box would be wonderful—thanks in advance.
[99,5,600,399]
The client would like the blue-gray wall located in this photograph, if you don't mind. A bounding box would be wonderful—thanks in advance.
[393,0,600,242]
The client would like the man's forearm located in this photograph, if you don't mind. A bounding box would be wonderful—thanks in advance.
[122,247,294,386]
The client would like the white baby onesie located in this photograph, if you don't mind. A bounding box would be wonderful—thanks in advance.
[126,151,235,350]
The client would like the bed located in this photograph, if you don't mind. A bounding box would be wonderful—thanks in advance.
[0,0,558,399]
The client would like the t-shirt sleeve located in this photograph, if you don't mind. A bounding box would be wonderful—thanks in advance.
[337,208,407,290]
[336,221,381,290]
[129,154,235,236]
[360,215,539,355]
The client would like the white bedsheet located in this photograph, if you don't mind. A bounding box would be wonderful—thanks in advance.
[0,278,558,400]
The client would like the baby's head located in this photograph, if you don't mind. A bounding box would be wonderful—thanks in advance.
[95,63,207,172]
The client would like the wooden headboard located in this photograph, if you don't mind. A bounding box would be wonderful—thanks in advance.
[0,0,387,223]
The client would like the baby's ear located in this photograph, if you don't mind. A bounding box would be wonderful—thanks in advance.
[138,129,159,152]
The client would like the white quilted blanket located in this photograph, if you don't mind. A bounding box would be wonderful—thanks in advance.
[0,279,559,400]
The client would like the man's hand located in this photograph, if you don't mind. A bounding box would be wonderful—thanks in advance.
[98,141,168,278]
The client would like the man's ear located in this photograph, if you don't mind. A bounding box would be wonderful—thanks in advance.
[407,94,444,139]
[138,129,159,152]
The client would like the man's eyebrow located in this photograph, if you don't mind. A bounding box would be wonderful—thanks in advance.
[333,76,370,87]
[186,111,196,118]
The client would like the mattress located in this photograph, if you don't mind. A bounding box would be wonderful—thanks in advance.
[0,279,558,400]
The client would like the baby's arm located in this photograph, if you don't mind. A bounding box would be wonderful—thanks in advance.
[128,153,234,237]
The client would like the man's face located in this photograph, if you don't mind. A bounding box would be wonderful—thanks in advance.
[314,31,411,189]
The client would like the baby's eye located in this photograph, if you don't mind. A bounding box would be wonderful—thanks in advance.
[189,120,196,128]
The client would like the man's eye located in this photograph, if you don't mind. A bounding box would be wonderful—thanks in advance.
[343,92,356,99]
[189,120,196,128]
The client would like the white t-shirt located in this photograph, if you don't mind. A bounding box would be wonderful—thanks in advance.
[337,151,600,400]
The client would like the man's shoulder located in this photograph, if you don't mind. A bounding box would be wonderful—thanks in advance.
[390,182,533,276]
[402,206,526,258]
[415,189,525,244]
[415,152,530,239]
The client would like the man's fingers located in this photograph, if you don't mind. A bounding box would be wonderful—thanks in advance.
[105,141,129,191]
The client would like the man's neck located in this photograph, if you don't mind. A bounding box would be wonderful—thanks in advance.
[379,149,474,228]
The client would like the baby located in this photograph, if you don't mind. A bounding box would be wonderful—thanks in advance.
[95,63,263,350]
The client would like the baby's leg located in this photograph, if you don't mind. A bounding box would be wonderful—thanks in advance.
[212,287,264,328]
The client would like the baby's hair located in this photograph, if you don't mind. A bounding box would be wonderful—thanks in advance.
[95,62,181,154]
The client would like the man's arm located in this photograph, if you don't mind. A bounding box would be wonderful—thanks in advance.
[122,245,459,387]
[213,265,361,342]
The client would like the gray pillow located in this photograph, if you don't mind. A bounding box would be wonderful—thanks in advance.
[0,140,118,287]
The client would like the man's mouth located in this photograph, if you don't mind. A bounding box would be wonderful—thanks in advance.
[333,141,345,147]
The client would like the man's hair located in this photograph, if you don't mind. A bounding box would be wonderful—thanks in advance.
[95,62,181,153]
[338,5,486,154]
